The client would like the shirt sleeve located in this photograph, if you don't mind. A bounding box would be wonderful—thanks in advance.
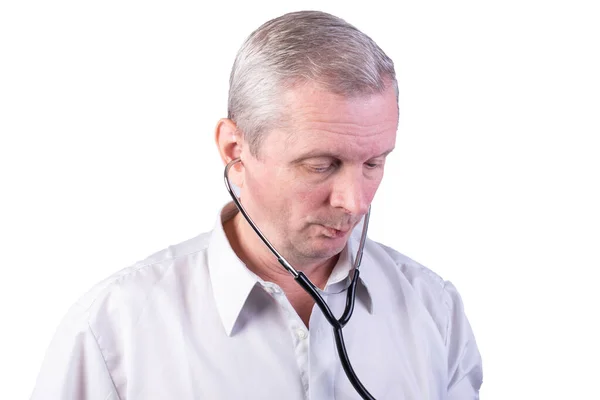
[30,303,120,400]
[443,280,483,400]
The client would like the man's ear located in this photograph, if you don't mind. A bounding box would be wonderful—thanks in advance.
[215,118,243,164]
[215,118,244,186]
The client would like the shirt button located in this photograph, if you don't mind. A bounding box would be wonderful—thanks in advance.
[296,328,308,340]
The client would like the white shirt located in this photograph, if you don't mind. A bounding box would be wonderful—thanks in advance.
[31,203,483,399]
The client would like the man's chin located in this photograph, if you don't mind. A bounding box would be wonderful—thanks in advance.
[301,237,348,261]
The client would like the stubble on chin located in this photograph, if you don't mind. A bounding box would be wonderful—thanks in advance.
[280,228,346,266]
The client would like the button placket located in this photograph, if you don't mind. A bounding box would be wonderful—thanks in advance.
[263,282,312,396]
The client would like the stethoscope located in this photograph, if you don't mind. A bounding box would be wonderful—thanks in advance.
[224,158,376,400]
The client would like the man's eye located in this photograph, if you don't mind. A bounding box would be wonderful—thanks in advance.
[308,164,333,173]
[365,162,382,169]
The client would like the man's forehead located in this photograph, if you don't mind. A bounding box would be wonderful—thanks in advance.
[273,126,396,162]
[255,82,398,158]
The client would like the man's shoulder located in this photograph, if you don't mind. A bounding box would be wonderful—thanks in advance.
[365,238,459,322]
[364,238,471,340]
[70,231,213,321]
[365,238,447,293]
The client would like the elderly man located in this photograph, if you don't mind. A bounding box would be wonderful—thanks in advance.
[32,10,483,400]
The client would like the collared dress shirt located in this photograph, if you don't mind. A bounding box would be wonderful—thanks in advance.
[31,203,483,399]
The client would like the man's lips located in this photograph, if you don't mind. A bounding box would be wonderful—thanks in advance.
[320,225,351,238]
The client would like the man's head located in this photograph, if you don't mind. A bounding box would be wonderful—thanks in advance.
[216,10,398,266]
[227,10,398,157]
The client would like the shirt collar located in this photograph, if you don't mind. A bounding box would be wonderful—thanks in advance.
[207,202,259,336]
[207,202,375,336]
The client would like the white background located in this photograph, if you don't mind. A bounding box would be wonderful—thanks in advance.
[1,0,599,398]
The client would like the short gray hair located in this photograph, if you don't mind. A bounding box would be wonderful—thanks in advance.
[227,10,398,156]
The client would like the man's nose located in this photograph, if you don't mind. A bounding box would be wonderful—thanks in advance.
[329,167,370,216]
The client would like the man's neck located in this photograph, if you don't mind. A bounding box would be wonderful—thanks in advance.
[223,212,339,327]
[224,212,338,287]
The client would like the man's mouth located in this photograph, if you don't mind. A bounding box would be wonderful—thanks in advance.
[320,225,351,238]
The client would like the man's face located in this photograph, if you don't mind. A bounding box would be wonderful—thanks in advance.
[238,82,398,266]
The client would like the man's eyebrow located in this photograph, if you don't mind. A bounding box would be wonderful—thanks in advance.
[377,147,395,158]
[293,151,338,162]
[366,147,396,159]
[293,147,395,163]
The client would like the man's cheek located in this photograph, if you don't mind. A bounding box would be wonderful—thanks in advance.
[296,184,329,203]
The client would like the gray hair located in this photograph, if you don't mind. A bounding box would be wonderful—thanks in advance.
[227,10,398,156]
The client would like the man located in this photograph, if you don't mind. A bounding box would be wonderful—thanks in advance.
[32,10,482,399]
